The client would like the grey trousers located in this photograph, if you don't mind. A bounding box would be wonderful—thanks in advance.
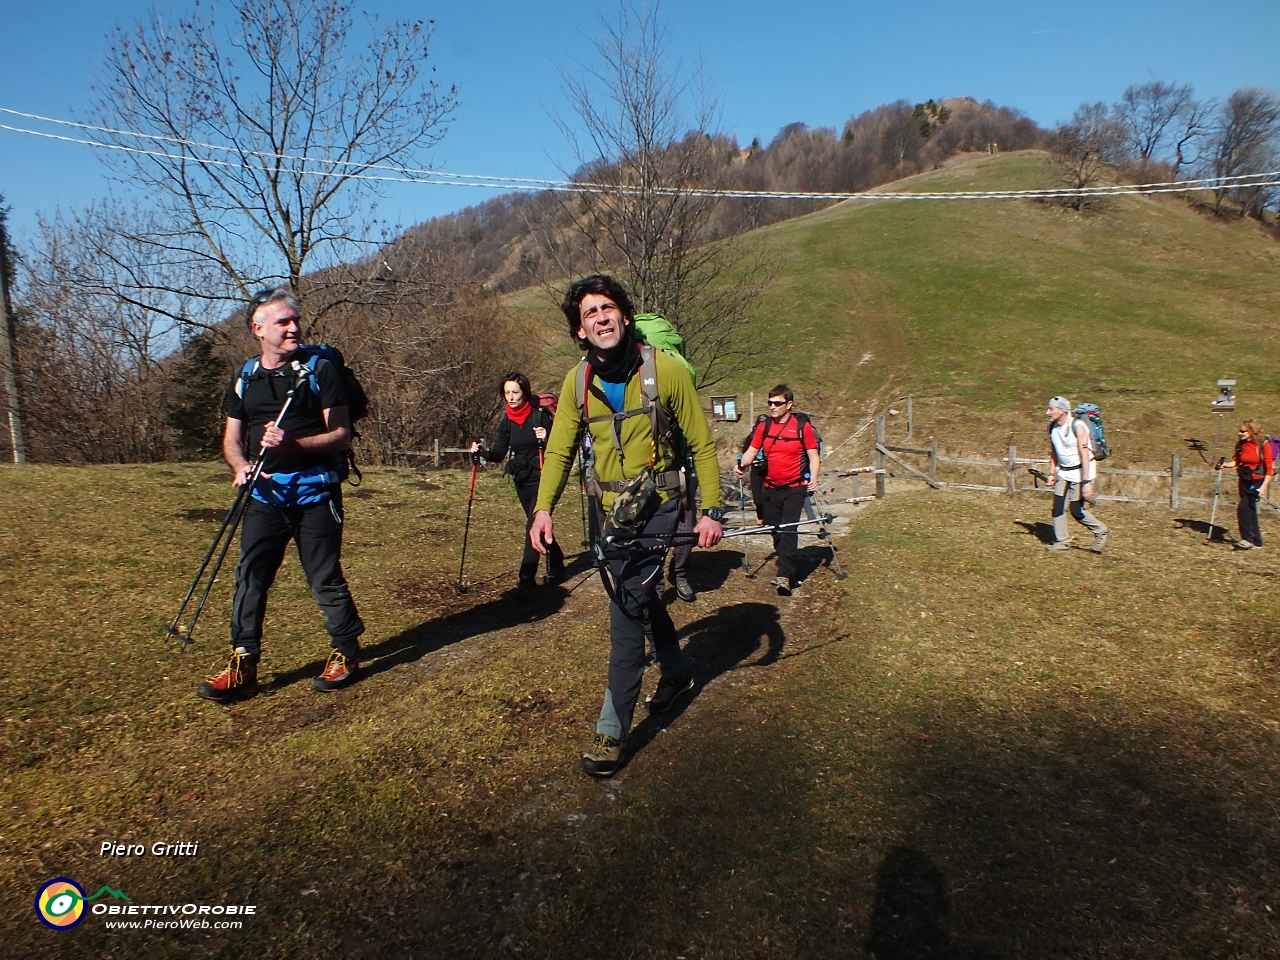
[597,497,687,739]
[1052,478,1108,542]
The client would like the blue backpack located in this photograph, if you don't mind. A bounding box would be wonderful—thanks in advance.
[1072,403,1109,461]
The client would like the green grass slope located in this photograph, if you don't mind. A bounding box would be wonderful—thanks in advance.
[517,151,1280,465]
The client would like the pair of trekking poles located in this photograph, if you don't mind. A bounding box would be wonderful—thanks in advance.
[164,365,304,647]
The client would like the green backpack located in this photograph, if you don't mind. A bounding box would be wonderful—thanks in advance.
[634,314,697,387]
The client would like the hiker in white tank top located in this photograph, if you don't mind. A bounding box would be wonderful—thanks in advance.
[1044,396,1108,553]
[1049,418,1094,482]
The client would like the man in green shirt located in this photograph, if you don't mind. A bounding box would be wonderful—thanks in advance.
[530,274,724,777]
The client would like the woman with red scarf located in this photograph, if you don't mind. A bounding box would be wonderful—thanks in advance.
[1219,418,1274,550]
[471,372,564,597]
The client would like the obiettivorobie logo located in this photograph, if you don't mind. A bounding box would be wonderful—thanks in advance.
[34,877,258,932]
[35,878,131,930]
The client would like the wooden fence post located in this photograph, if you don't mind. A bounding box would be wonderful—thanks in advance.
[875,416,886,498]
[1008,444,1017,494]
[433,438,441,468]
[1170,454,1179,510]
[929,436,937,483]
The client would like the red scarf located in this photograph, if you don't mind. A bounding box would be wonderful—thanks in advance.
[506,400,533,426]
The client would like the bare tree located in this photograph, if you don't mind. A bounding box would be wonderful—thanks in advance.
[91,0,457,333]
[1203,87,1280,217]
[1114,80,1194,172]
[0,198,25,463]
[547,3,771,388]
[1048,102,1126,210]
[1170,95,1215,180]
[16,204,182,462]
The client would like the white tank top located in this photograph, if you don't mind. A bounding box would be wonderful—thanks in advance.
[1050,419,1094,481]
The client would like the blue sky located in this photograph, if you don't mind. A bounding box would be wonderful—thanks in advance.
[2,0,1278,243]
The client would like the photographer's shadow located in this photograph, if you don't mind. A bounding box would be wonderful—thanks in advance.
[626,601,785,761]
[866,846,999,960]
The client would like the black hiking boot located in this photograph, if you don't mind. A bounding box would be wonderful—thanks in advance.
[646,672,695,713]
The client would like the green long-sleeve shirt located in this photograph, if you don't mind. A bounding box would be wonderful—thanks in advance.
[535,348,721,515]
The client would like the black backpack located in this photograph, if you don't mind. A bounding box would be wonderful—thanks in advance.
[238,344,370,483]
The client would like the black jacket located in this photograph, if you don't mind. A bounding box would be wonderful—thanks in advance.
[483,407,552,484]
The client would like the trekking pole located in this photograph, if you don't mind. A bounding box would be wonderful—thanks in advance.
[1207,457,1226,543]
[578,449,589,548]
[1028,467,1051,487]
[455,451,480,594]
[736,457,750,572]
[164,367,303,647]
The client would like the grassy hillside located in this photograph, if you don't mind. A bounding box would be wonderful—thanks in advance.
[515,151,1280,466]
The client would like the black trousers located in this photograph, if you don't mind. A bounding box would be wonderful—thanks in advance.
[1238,478,1263,546]
[515,478,564,584]
[761,485,807,580]
[230,495,364,658]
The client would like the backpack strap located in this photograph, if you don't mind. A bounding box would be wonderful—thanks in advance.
[574,348,682,506]
[236,357,260,398]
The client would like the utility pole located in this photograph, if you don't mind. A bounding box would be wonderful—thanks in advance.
[0,217,25,464]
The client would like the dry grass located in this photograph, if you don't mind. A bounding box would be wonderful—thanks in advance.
[4,464,1279,957]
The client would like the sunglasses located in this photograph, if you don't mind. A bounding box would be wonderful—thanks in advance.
[767,399,789,407]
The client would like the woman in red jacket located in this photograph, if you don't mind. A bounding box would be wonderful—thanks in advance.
[471,373,565,597]
[1219,419,1273,550]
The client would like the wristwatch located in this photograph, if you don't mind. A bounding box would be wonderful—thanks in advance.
[702,507,725,522]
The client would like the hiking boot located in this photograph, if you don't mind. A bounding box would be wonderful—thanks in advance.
[674,579,696,603]
[1234,539,1255,551]
[1045,540,1071,553]
[196,648,258,702]
[773,576,792,596]
[514,578,535,601]
[314,650,358,692]
[646,672,695,713]
[1090,531,1109,554]
[580,732,625,778]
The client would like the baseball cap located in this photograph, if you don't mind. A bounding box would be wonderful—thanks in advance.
[1047,396,1070,412]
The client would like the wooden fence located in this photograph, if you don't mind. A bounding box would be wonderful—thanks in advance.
[823,415,1240,509]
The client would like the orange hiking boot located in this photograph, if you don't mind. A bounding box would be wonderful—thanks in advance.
[196,648,258,702]
[314,650,359,692]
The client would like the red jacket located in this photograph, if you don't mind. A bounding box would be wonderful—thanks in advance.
[750,415,819,488]
[1235,438,1274,482]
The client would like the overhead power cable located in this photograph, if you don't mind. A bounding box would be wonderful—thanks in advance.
[3,106,1279,203]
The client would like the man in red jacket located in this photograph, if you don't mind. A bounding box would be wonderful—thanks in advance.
[735,384,820,596]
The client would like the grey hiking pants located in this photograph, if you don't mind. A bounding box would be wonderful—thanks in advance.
[597,497,688,740]
[1052,478,1108,543]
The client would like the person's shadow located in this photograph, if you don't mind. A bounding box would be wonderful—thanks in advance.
[262,582,570,692]
[1013,520,1055,544]
[1174,517,1231,542]
[865,846,999,960]
[625,601,785,762]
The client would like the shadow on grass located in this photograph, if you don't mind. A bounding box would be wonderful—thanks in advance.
[625,601,786,764]
[509,695,1279,960]
[259,585,573,692]
[1174,516,1231,541]
[1014,519,1056,544]
[867,846,999,960]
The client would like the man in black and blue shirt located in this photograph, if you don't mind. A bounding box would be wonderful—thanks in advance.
[197,288,364,701]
